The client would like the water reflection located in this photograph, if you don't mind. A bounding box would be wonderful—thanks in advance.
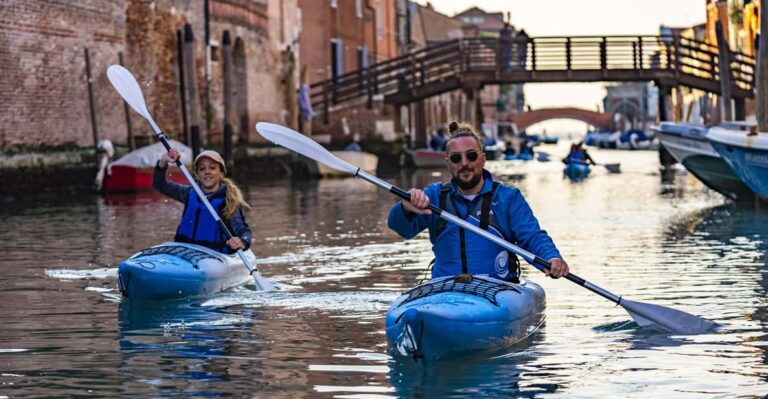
[3,146,768,397]
[389,337,552,398]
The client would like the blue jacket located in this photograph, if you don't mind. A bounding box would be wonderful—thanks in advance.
[153,164,252,254]
[388,170,561,277]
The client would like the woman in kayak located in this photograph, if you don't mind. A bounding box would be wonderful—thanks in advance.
[154,148,252,254]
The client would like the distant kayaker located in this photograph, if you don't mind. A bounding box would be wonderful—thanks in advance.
[562,142,596,165]
[388,121,569,281]
[154,148,252,254]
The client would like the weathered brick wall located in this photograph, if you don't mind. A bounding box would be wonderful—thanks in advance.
[0,0,126,149]
[1,0,288,150]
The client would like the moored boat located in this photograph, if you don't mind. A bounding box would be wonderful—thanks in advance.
[317,151,378,177]
[405,148,446,168]
[652,122,753,201]
[104,140,192,193]
[707,123,768,200]
[615,129,653,150]
[385,275,545,362]
[117,242,253,300]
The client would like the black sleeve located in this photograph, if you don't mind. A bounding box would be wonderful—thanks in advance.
[228,207,252,250]
[153,162,189,203]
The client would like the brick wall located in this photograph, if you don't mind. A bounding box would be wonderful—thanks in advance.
[0,0,126,149]
[1,0,289,150]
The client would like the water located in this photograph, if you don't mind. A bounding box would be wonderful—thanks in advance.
[1,144,767,398]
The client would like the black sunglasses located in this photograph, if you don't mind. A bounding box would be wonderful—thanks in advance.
[448,151,480,164]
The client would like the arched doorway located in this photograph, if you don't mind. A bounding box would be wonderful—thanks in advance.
[233,37,249,143]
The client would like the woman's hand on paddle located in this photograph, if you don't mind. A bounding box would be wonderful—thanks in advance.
[227,237,246,251]
[546,258,569,279]
[402,188,432,215]
[159,148,180,168]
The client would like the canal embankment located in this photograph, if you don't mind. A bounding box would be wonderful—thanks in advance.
[0,140,405,202]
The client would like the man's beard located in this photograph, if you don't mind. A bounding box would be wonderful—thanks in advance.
[453,168,482,191]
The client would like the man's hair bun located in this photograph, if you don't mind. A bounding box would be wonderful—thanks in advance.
[448,121,460,133]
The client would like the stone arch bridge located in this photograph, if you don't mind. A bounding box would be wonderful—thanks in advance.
[511,108,614,131]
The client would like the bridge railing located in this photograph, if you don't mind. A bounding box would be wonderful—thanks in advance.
[310,35,755,119]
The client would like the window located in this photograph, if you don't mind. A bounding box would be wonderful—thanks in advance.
[356,0,362,18]
[357,46,369,69]
[331,38,344,80]
[331,0,337,8]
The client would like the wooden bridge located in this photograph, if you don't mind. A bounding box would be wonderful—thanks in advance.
[310,35,755,122]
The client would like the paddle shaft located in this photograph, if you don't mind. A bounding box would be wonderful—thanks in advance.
[354,170,623,305]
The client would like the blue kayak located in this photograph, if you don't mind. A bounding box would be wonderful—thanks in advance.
[385,275,546,361]
[564,162,590,180]
[117,242,253,300]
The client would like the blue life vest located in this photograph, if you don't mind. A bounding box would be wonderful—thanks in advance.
[432,182,520,280]
[174,187,230,253]
[566,151,588,164]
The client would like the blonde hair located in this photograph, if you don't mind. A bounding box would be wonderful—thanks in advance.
[222,177,251,220]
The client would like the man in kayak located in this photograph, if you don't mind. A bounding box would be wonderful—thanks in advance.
[154,148,253,254]
[388,121,569,281]
[562,142,596,165]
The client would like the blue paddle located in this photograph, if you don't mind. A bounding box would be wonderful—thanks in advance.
[107,65,275,292]
[256,122,715,334]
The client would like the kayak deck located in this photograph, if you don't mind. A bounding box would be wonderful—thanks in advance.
[385,275,546,361]
[117,242,253,300]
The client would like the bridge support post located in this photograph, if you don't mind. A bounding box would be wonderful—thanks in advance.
[716,21,733,121]
[657,85,672,122]
[734,98,746,121]
[757,0,768,132]
[415,100,427,148]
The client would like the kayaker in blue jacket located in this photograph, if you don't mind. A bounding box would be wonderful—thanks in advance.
[562,142,596,165]
[154,148,252,254]
[388,121,569,280]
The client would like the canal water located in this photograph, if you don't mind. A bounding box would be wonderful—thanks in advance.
[1,143,767,398]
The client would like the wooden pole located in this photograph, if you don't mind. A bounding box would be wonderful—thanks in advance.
[222,30,234,168]
[757,0,768,132]
[176,29,190,147]
[715,21,733,121]
[84,47,99,149]
[184,24,203,155]
[118,52,134,150]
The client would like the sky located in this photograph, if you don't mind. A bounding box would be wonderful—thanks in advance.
[414,0,707,134]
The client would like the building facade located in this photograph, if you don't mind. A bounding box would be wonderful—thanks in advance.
[0,0,297,150]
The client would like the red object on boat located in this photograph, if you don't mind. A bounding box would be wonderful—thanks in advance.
[103,140,193,193]
[103,166,188,192]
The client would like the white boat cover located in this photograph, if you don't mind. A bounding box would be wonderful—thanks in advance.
[110,139,193,169]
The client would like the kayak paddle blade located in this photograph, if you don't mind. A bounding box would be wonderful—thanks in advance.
[106,65,152,120]
[255,123,359,175]
[620,298,715,334]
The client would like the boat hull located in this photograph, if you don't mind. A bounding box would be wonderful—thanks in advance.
[564,162,590,180]
[708,126,768,199]
[385,276,545,361]
[117,242,253,300]
[654,124,753,201]
[104,166,187,193]
[406,149,446,168]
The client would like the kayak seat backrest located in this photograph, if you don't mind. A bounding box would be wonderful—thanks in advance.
[397,276,521,308]
[132,245,222,269]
